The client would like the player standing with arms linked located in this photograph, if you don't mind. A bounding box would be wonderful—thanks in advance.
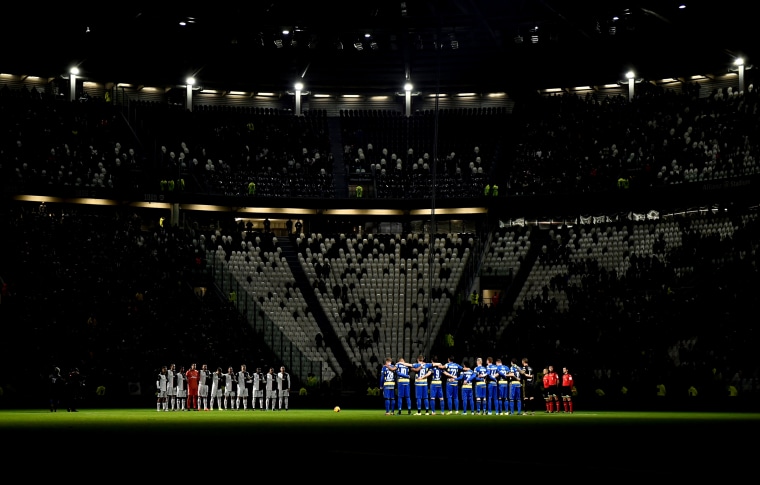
[443,356,463,414]
[389,358,414,415]
[412,355,432,415]
[380,357,397,415]
[508,358,523,415]
[428,356,446,415]
[459,361,477,415]
[496,358,511,415]
[473,358,488,415]
[486,357,500,415]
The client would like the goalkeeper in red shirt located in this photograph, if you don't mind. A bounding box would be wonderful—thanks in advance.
[186,363,200,411]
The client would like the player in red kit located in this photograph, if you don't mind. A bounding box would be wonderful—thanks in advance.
[544,365,560,413]
[561,367,574,413]
[186,363,200,411]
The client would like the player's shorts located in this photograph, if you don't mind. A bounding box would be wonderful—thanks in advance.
[415,384,429,399]
[279,390,290,397]
[157,389,167,398]
[266,390,278,399]
[199,385,209,396]
[383,387,395,400]
[167,387,177,397]
[475,384,487,399]
[177,389,187,398]
[561,386,572,398]
[238,388,249,397]
[253,390,264,398]
[498,384,510,399]
[430,384,444,399]
[510,384,522,400]
[397,384,411,399]
[446,381,459,397]
[224,390,236,397]
[523,385,535,398]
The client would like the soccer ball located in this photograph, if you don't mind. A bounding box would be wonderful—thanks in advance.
[333,406,341,412]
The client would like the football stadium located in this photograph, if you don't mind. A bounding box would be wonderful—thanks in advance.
[1,1,759,476]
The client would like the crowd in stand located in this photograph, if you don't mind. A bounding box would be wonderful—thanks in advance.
[506,81,760,195]
[3,78,760,201]
[340,110,505,198]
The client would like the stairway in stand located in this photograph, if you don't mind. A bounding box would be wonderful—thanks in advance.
[276,235,352,372]
[327,117,349,198]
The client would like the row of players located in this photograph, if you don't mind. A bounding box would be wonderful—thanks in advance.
[156,363,291,411]
[381,356,574,415]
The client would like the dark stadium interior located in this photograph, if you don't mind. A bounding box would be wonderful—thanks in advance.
[2,0,760,456]
[3,1,756,95]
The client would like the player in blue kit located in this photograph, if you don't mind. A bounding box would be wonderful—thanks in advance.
[428,356,446,415]
[496,358,511,415]
[443,356,463,415]
[412,355,432,415]
[380,357,397,415]
[508,358,523,415]
[473,357,488,415]
[459,362,476,415]
[387,357,413,415]
[486,357,500,415]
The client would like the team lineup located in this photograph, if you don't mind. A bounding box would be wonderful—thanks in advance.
[155,364,291,411]
[381,356,574,415]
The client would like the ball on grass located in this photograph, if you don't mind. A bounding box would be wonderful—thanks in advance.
[333,406,341,412]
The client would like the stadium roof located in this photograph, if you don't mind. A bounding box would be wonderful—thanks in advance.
[3,1,754,97]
